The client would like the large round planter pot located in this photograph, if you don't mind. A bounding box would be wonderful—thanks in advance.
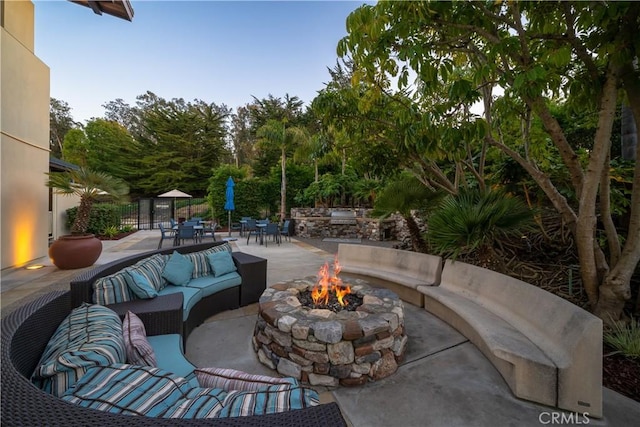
[49,234,103,270]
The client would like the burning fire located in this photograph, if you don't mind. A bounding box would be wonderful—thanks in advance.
[311,256,351,307]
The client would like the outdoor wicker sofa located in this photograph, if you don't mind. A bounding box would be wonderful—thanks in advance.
[69,241,267,339]
[1,291,348,426]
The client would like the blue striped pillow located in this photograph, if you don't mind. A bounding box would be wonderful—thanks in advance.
[31,303,126,397]
[164,387,227,418]
[61,364,193,417]
[128,254,168,291]
[194,367,297,392]
[218,384,320,417]
[184,243,233,279]
[93,272,134,305]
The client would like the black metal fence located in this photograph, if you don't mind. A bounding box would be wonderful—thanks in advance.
[111,198,209,230]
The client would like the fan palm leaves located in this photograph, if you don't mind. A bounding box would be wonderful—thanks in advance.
[427,189,534,266]
[46,167,129,234]
[371,174,444,253]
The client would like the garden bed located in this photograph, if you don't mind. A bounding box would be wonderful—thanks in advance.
[96,230,138,240]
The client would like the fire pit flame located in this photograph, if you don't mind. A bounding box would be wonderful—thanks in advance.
[311,257,351,307]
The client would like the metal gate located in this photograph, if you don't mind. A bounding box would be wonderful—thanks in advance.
[115,198,208,230]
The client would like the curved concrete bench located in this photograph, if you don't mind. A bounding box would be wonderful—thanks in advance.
[337,244,443,307]
[419,259,602,417]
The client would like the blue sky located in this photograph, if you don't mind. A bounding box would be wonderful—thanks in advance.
[34,1,370,123]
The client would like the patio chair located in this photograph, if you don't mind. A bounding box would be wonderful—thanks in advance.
[245,219,261,244]
[170,218,177,228]
[280,219,291,242]
[190,217,203,223]
[157,223,175,249]
[263,223,281,247]
[239,217,252,237]
[201,221,217,241]
[176,225,197,246]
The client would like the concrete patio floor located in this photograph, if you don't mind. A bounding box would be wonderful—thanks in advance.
[2,230,639,426]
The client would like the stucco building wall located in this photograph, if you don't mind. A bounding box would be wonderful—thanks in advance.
[1,0,51,269]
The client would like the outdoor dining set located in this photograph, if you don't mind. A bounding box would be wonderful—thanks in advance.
[158,217,292,249]
[239,217,292,246]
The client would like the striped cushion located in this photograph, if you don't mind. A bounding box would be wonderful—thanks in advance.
[31,303,126,397]
[127,254,168,291]
[60,364,193,417]
[184,243,233,279]
[218,384,320,417]
[93,272,134,305]
[122,311,157,367]
[164,387,226,419]
[195,367,297,392]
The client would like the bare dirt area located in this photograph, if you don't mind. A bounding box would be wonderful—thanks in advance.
[603,345,640,402]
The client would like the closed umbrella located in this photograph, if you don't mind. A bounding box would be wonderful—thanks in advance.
[224,177,235,237]
[158,189,192,221]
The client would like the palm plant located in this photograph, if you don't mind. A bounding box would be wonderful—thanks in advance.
[371,174,443,253]
[427,189,534,269]
[257,119,308,221]
[46,167,129,235]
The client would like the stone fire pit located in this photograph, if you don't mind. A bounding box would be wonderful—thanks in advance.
[253,276,407,387]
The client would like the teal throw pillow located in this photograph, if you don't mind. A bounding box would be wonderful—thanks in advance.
[127,270,159,299]
[207,251,237,277]
[162,251,194,286]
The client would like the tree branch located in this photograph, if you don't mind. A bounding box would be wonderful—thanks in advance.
[599,151,621,267]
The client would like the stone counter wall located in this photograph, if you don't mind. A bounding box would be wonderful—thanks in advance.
[290,208,402,241]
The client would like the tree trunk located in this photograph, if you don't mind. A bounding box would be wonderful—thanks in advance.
[575,66,618,308]
[404,213,428,253]
[592,61,640,322]
[528,96,584,198]
[280,143,287,222]
[72,195,93,235]
[595,255,635,322]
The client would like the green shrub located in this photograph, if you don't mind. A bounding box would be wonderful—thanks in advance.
[120,225,135,233]
[427,189,534,259]
[604,317,640,359]
[66,204,121,235]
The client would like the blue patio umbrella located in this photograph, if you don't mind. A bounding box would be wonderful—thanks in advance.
[224,177,235,236]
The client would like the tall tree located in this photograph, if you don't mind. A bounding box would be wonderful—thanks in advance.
[61,128,88,166]
[135,95,231,196]
[339,0,640,322]
[230,106,256,167]
[102,98,145,139]
[257,119,308,221]
[49,98,78,158]
[85,119,140,183]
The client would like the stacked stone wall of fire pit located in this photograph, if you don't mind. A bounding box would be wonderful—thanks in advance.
[253,277,407,387]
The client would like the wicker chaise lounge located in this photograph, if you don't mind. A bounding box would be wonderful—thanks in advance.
[1,292,348,426]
